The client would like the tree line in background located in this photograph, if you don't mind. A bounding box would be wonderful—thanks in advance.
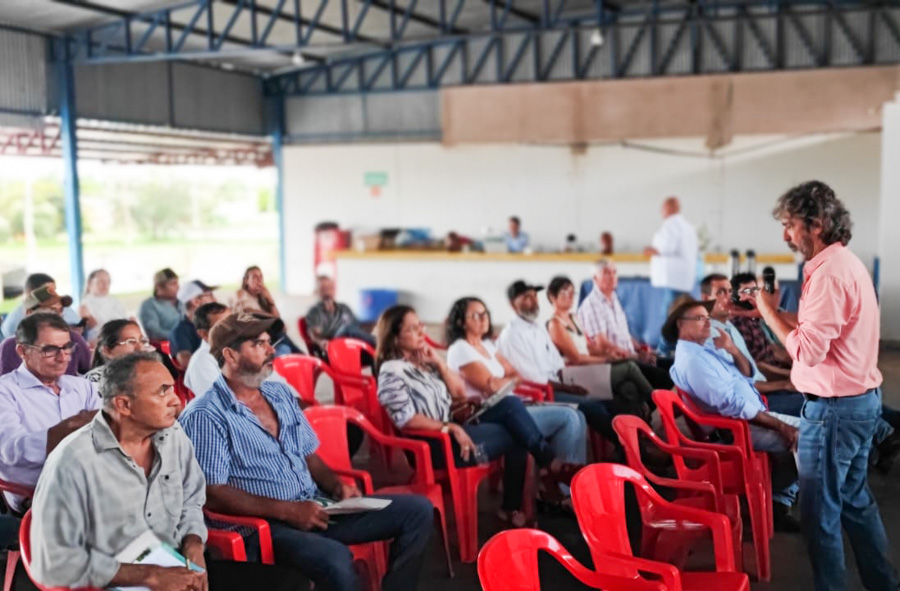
[0,174,274,244]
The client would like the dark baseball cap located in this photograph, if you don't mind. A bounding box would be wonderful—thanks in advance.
[660,298,715,345]
[507,280,544,301]
[209,312,284,363]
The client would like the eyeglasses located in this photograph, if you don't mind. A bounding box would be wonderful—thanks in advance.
[24,342,76,358]
[739,287,761,295]
[117,337,151,348]
[680,315,711,323]
[465,311,489,320]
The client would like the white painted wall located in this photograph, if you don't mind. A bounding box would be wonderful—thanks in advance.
[283,133,881,296]
[880,95,900,341]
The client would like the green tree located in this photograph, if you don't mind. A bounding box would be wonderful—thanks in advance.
[130,181,191,239]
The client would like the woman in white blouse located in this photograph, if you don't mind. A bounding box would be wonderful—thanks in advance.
[445,297,587,511]
[546,276,654,420]
[80,269,129,342]
[376,305,578,528]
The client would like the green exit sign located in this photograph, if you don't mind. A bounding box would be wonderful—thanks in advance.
[364,171,388,187]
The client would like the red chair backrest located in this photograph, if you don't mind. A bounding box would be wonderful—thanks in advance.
[571,464,636,566]
[19,510,102,591]
[296,317,318,353]
[273,354,323,407]
[304,406,359,471]
[327,338,373,377]
[478,528,660,591]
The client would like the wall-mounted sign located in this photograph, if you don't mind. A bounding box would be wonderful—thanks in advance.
[364,171,388,198]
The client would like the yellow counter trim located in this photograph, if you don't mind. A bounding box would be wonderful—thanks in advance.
[334,250,796,264]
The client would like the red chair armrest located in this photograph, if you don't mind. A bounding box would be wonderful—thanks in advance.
[636,489,736,572]
[521,381,554,402]
[402,428,456,466]
[333,468,375,494]
[0,480,35,498]
[642,472,722,512]
[357,430,435,485]
[207,529,247,562]
[203,510,274,564]
[601,551,681,590]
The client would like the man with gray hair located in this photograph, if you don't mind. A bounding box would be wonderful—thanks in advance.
[0,312,99,512]
[757,181,898,590]
[28,352,303,590]
[576,259,673,389]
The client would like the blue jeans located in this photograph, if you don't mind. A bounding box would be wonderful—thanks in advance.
[268,494,433,591]
[528,405,587,495]
[424,396,553,511]
[552,392,617,443]
[0,514,17,549]
[798,389,899,591]
[749,412,801,506]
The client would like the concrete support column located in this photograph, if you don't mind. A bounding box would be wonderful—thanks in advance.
[879,92,900,342]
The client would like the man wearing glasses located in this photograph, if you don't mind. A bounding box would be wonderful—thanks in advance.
[0,312,100,513]
[663,298,802,532]
[0,284,92,376]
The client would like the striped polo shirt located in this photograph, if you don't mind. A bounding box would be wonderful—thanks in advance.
[179,375,321,501]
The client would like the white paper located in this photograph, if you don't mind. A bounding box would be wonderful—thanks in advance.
[323,497,392,515]
[113,531,200,591]
[559,364,613,400]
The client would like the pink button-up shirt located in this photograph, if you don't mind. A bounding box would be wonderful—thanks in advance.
[785,242,882,397]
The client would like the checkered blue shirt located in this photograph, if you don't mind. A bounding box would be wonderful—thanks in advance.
[179,375,321,501]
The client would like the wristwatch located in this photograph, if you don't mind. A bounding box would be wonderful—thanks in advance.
[441,421,450,433]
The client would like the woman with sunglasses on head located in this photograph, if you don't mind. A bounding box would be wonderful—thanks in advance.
[546,275,653,421]
[376,305,579,528]
[445,296,587,513]
[85,320,156,388]
[232,266,302,357]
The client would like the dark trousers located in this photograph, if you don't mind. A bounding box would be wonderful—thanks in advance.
[636,362,674,390]
[207,559,308,591]
[553,392,617,442]
[268,494,433,591]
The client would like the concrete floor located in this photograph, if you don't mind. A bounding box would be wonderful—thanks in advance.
[405,347,900,590]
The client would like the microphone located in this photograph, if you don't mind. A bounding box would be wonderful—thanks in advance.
[762,266,776,294]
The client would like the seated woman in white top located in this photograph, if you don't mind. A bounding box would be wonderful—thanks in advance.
[85,319,154,388]
[376,305,578,528]
[80,269,129,342]
[546,276,654,420]
[445,296,587,510]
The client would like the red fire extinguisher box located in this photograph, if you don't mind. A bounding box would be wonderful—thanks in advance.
[314,222,351,279]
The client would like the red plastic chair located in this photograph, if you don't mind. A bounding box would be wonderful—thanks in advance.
[304,405,454,577]
[571,464,750,591]
[325,339,386,432]
[653,389,772,582]
[18,510,102,591]
[401,426,530,564]
[612,415,743,573]
[297,317,327,359]
[1,480,33,591]
[205,507,384,591]
[273,354,372,408]
[478,529,665,591]
[423,334,446,351]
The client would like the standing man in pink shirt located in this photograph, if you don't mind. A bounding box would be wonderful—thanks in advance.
[757,181,898,591]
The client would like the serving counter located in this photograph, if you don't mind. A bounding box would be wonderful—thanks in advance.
[333,250,798,333]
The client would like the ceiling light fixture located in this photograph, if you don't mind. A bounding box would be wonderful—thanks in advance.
[292,51,305,66]
[590,28,604,47]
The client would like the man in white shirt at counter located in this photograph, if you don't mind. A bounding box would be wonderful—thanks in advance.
[644,196,699,354]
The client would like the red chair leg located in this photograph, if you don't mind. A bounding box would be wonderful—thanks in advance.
[4,550,19,591]
[748,482,771,582]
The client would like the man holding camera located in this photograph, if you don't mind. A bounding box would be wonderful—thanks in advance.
[757,181,898,591]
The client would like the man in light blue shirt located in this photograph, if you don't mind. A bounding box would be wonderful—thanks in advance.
[0,273,81,339]
[663,298,801,531]
[503,216,530,253]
